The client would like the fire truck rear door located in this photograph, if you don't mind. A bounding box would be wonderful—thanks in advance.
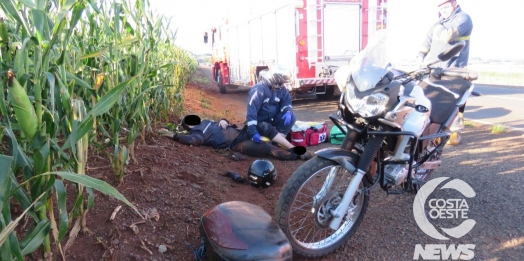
[323,3,361,61]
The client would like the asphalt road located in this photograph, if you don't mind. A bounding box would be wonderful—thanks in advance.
[465,84,524,131]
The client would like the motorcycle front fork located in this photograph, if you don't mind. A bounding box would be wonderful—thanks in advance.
[314,131,384,230]
[313,166,366,230]
[313,167,338,206]
[328,169,366,230]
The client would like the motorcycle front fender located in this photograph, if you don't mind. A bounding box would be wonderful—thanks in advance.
[315,148,359,174]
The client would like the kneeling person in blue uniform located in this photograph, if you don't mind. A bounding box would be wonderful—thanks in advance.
[246,65,296,144]
[160,115,311,161]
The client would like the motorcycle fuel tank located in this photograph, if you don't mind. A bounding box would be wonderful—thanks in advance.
[401,85,432,137]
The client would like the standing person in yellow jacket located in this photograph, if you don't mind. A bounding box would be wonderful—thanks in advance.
[417,0,473,145]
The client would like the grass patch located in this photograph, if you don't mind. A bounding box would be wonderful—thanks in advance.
[476,71,524,86]
[464,121,476,127]
[218,109,231,120]
[491,124,507,134]
[163,122,178,131]
[192,76,210,85]
[200,97,211,109]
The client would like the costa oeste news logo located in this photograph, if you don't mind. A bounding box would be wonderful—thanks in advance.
[413,177,476,260]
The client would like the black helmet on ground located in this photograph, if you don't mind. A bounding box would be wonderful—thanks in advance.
[248,159,277,188]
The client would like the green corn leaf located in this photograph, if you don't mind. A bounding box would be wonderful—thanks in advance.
[0,155,13,209]
[8,232,24,261]
[44,72,56,115]
[19,219,51,255]
[42,109,57,138]
[17,0,36,9]
[10,176,36,220]
[63,0,86,46]
[80,36,138,60]
[0,81,8,118]
[79,47,109,59]
[35,0,45,10]
[33,135,50,176]
[55,0,77,25]
[0,228,12,261]
[48,172,142,218]
[0,211,23,261]
[0,0,31,36]
[51,138,71,163]
[119,36,139,47]
[54,180,68,242]
[0,192,46,247]
[88,77,134,117]
[59,116,93,152]
[65,72,93,90]
[43,18,66,59]
[31,9,45,44]
[113,3,121,37]
[88,0,101,14]
[3,128,33,171]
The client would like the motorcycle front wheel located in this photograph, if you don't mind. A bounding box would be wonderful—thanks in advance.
[274,157,369,258]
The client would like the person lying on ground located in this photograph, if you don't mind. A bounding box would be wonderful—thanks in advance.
[158,115,313,161]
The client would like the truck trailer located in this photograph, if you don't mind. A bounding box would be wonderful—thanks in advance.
[209,0,387,99]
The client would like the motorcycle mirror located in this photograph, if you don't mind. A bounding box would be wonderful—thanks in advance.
[437,41,466,62]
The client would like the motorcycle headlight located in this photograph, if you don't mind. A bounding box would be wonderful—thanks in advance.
[346,90,389,117]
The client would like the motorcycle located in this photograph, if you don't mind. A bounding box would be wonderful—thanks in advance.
[274,30,478,258]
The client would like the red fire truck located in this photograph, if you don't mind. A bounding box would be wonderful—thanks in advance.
[209,0,387,99]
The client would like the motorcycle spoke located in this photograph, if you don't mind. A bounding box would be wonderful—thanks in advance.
[301,226,315,243]
[290,199,313,213]
[291,213,312,238]
[297,190,315,201]
[303,181,320,196]
[289,214,310,228]
[311,227,322,243]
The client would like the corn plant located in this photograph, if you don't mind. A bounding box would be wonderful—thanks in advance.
[0,0,196,259]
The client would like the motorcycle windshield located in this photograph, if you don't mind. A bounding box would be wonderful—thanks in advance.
[349,30,389,92]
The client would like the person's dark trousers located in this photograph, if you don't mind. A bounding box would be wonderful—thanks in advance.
[231,141,299,160]
[459,103,466,113]
[270,111,296,136]
[173,133,205,146]
[234,122,280,145]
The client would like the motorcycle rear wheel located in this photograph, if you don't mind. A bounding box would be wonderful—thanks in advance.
[274,157,369,258]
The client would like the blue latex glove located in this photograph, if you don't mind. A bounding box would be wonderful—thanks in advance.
[282,111,292,126]
[252,133,262,143]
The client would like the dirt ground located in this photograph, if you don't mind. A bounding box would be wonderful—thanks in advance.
[64,68,309,261]
[64,68,524,261]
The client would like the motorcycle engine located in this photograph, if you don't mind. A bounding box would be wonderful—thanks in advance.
[384,164,409,186]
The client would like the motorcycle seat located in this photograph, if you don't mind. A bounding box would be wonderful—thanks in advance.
[441,68,479,81]
[420,79,472,124]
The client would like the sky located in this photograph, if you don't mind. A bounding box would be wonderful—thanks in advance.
[147,0,289,55]
[147,0,524,61]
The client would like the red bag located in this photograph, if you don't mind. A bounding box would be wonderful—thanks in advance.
[290,123,328,147]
